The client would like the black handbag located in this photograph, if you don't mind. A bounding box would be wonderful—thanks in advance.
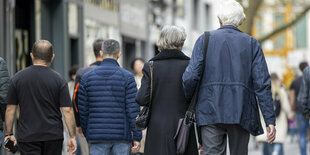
[135,61,154,130]
[174,32,210,155]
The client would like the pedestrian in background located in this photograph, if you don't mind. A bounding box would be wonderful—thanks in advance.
[131,58,145,90]
[136,25,198,155]
[182,0,276,154]
[78,39,141,155]
[256,73,293,155]
[4,40,77,155]
[72,39,104,155]
[290,61,309,155]
[0,57,10,155]
[131,58,145,155]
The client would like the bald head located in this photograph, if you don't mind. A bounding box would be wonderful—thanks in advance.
[31,40,54,63]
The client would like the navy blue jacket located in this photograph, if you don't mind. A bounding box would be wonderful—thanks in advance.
[183,25,275,136]
[78,58,142,142]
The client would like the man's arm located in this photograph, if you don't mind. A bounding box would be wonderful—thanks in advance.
[289,90,295,110]
[5,105,16,135]
[125,76,141,153]
[0,58,10,121]
[251,41,276,143]
[61,107,76,139]
[182,34,205,101]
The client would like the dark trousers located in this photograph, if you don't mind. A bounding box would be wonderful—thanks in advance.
[18,139,63,155]
[201,124,250,155]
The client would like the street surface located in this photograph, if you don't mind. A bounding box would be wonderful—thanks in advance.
[248,136,301,155]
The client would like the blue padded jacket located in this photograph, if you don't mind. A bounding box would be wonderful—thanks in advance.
[78,58,142,142]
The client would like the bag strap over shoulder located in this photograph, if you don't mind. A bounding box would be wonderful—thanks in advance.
[185,32,210,124]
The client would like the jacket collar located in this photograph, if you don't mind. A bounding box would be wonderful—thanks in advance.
[100,58,120,67]
[150,49,190,61]
[219,25,242,32]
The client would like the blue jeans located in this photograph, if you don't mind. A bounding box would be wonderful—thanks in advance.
[263,142,283,155]
[296,113,309,155]
[90,142,131,155]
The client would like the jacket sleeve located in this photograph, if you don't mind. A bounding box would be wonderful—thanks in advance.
[0,58,10,121]
[182,35,205,101]
[126,76,142,141]
[78,78,89,136]
[251,41,275,126]
[298,67,310,113]
[72,71,82,127]
[136,62,151,106]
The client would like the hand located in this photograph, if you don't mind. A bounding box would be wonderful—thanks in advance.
[76,127,84,137]
[67,137,77,155]
[3,135,17,152]
[266,124,276,144]
[131,141,141,154]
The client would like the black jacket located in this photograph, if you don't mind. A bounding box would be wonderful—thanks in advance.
[0,57,10,130]
[136,50,198,155]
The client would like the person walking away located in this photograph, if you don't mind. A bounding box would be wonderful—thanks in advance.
[0,57,10,155]
[256,73,293,155]
[290,61,309,155]
[182,1,276,155]
[78,39,142,155]
[136,26,198,155]
[4,40,77,155]
[73,39,104,155]
[131,58,145,155]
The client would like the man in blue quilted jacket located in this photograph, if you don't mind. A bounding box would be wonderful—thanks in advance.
[78,39,142,155]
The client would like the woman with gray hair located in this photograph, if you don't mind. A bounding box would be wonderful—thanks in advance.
[136,26,198,155]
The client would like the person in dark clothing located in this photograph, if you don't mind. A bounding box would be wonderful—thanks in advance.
[291,61,309,155]
[182,1,275,154]
[0,57,10,153]
[72,39,104,155]
[78,39,141,155]
[136,26,198,155]
[4,40,77,155]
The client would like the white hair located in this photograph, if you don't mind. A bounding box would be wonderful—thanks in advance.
[157,25,187,52]
[217,0,246,27]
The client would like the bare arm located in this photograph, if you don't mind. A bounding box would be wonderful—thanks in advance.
[5,105,16,135]
[289,90,295,110]
[61,107,76,138]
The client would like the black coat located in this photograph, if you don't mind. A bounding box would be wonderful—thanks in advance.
[136,50,198,155]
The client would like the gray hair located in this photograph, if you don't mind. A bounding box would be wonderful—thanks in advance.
[101,39,120,56]
[157,25,187,52]
[217,0,246,27]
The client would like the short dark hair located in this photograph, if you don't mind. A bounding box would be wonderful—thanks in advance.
[101,39,120,56]
[131,58,145,70]
[93,39,104,58]
[270,73,279,81]
[299,61,308,72]
[32,40,54,62]
[68,65,80,80]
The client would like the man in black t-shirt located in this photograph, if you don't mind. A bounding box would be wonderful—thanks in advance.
[289,61,308,155]
[4,40,77,155]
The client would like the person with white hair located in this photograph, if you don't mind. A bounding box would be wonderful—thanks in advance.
[182,0,276,154]
[136,25,198,155]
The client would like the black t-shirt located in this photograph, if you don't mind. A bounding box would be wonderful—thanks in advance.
[290,76,303,113]
[7,65,72,142]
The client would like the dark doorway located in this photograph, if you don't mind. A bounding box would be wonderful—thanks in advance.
[122,36,136,71]
[70,38,79,66]
[15,0,35,71]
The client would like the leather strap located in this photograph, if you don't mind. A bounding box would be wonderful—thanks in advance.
[185,32,210,124]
